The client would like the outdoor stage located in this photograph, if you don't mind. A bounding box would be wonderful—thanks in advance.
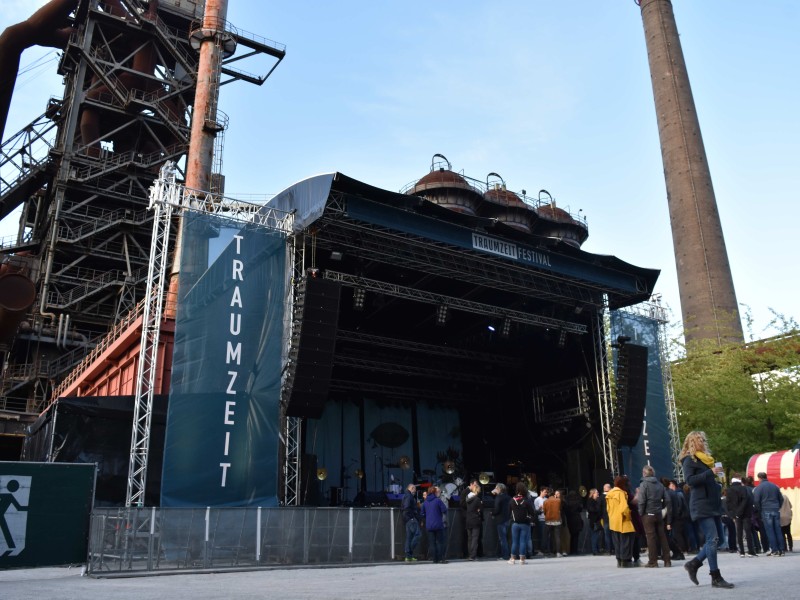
[31,162,661,508]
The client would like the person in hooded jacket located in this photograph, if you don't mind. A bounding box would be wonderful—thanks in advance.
[421,486,449,563]
[636,465,671,568]
[606,475,638,568]
[508,482,536,565]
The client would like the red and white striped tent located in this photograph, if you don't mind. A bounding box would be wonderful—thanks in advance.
[747,449,800,537]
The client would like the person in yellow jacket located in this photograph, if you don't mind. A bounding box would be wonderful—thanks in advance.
[606,475,639,568]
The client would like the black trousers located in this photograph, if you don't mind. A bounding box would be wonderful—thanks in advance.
[733,517,756,554]
[466,526,480,559]
[612,530,632,561]
[735,516,756,554]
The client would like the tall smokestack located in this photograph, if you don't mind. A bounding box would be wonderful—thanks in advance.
[166,0,230,317]
[638,0,743,345]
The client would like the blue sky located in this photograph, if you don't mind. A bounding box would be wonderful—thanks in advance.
[3,1,799,339]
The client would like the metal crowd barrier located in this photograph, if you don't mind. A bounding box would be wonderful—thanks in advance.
[87,506,589,574]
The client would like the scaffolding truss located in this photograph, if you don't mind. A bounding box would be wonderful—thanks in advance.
[125,162,292,507]
[323,270,588,335]
[618,296,681,478]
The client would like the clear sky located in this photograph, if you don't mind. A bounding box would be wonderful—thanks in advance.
[2,1,799,340]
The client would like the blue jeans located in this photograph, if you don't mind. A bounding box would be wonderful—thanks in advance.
[761,511,784,553]
[603,521,614,552]
[496,520,510,559]
[591,525,602,554]
[404,519,421,558]
[695,516,720,571]
[511,522,531,559]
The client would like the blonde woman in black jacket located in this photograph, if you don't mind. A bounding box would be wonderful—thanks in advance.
[680,431,734,589]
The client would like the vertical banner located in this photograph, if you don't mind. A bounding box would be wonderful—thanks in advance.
[611,311,675,481]
[0,462,95,568]
[161,213,287,507]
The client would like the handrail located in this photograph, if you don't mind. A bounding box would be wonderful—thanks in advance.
[49,298,149,402]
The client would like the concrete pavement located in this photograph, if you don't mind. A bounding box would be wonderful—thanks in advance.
[2,551,799,599]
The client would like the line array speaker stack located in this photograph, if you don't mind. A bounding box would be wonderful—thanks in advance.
[615,343,648,447]
[285,277,341,418]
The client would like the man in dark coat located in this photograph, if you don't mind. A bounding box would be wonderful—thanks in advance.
[401,483,421,561]
[491,483,511,560]
[636,465,671,568]
[753,472,785,556]
[460,479,483,560]
[726,473,756,556]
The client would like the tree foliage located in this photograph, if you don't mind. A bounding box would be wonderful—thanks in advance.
[671,326,800,473]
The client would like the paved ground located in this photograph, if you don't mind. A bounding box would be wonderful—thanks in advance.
[3,552,799,600]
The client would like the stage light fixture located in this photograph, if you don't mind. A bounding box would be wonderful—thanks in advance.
[501,317,511,337]
[557,329,567,348]
[330,251,343,261]
[487,325,496,332]
[316,467,328,481]
[353,287,365,310]
[436,304,449,326]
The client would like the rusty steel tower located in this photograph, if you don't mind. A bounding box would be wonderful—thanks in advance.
[0,1,284,450]
[638,0,744,344]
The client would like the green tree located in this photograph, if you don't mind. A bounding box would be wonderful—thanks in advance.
[671,324,800,472]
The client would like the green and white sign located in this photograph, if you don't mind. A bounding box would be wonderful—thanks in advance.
[0,462,95,568]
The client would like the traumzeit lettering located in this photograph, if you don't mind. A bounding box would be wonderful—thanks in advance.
[221,234,245,488]
[471,233,552,268]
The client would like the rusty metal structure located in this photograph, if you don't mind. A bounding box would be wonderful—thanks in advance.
[637,0,744,344]
[0,0,284,456]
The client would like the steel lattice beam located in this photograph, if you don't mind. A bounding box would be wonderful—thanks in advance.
[336,329,520,366]
[324,270,587,334]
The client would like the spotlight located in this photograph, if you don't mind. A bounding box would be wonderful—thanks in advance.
[501,317,511,338]
[436,304,449,326]
[487,325,496,332]
[330,251,343,261]
[353,288,365,310]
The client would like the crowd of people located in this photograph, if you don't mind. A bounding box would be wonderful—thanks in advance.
[401,431,794,590]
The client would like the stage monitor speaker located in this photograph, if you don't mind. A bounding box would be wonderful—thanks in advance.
[286,278,341,419]
[616,343,648,447]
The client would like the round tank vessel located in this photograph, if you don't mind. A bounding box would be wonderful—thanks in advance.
[480,184,533,233]
[535,203,589,248]
[408,154,482,216]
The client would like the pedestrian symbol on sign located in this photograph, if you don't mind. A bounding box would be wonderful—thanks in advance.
[1,475,31,557]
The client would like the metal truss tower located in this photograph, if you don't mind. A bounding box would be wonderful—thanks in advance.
[593,295,619,476]
[0,0,284,417]
[619,295,681,478]
[126,161,292,507]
